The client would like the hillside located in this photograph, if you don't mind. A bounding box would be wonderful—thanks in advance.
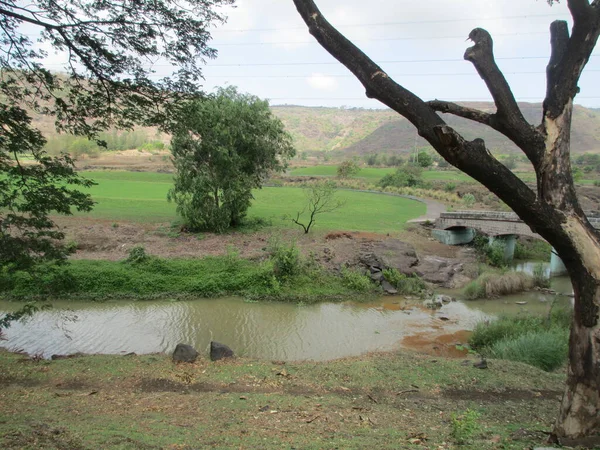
[272,103,600,155]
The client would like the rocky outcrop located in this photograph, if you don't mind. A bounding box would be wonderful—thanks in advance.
[358,239,471,289]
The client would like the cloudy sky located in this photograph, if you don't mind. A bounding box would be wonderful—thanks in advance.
[195,0,600,108]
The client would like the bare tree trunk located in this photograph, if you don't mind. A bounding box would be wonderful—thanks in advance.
[292,0,600,443]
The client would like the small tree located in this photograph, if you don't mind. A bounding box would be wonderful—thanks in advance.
[168,87,295,232]
[378,164,423,188]
[336,160,361,178]
[416,151,433,168]
[289,181,344,233]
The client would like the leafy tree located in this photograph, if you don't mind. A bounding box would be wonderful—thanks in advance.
[168,87,295,232]
[503,154,518,170]
[416,151,433,168]
[336,159,361,178]
[378,165,423,188]
[294,0,600,441]
[288,181,344,233]
[0,0,231,326]
[364,153,379,166]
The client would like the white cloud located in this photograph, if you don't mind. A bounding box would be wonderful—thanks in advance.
[306,73,339,91]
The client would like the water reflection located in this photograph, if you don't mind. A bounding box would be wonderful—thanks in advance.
[0,287,574,361]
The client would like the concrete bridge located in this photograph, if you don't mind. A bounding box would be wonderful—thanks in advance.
[433,210,600,276]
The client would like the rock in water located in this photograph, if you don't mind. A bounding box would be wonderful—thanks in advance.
[172,343,199,363]
[210,341,234,361]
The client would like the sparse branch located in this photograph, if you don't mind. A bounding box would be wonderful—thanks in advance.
[544,2,600,118]
[463,28,541,163]
[567,0,592,18]
[427,100,493,125]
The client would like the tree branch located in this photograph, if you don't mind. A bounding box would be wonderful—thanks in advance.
[427,100,493,126]
[567,0,592,19]
[463,28,542,164]
[292,0,568,244]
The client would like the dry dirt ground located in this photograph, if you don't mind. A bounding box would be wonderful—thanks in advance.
[58,217,465,270]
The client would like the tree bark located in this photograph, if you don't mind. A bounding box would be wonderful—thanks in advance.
[292,0,600,443]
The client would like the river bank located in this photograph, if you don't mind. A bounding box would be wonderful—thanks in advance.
[0,347,565,449]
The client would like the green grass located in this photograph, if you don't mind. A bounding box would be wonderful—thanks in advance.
[289,165,475,182]
[74,171,425,232]
[0,347,565,449]
[0,253,377,302]
[469,309,572,371]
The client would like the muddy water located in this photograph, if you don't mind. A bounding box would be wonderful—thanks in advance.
[0,274,573,361]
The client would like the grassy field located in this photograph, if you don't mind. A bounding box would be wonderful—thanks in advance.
[0,349,565,449]
[289,166,475,183]
[77,171,425,232]
[289,165,598,185]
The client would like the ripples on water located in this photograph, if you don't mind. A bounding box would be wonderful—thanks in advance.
[0,271,573,361]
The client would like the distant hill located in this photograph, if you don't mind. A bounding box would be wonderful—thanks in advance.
[272,103,600,155]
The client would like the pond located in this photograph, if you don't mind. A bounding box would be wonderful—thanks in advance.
[0,273,573,361]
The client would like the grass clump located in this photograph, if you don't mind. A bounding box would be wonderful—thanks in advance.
[340,267,373,292]
[383,268,427,295]
[469,307,572,371]
[463,271,533,300]
[489,329,569,371]
[450,409,481,444]
[532,263,551,288]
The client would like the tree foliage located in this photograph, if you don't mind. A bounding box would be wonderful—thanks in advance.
[378,164,423,188]
[0,0,231,272]
[336,159,361,178]
[169,87,295,232]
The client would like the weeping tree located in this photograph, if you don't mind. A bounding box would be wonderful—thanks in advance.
[293,0,600,444]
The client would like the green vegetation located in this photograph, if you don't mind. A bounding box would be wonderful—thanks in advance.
[469,308,572,371]
[0,347,564,449]
[463,271,534,300]
[378,165,424,188]
[336,160,361,178]
[382,268,427,295]
[514,238,551,260]
[450,409,481,445]
[169,87,295,232]
[75,172,425,232]
[0,246,378,303]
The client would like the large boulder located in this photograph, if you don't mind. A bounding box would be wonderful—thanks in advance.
[359,239,419,274]
[210,341,234,361]
[172,343,198,363]
[413,255,466,288]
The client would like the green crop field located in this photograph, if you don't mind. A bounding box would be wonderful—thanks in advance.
[76,171,425,232]
[289,165,475,182]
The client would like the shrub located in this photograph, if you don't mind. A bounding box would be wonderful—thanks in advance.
[450,409,481,444]
[532,263,551,288]
[125,245,148,264]
[270,241,301,281]
[444,182,456,192]
[383,268,427,295]
[489,329,569,371]
[340,267,373,292]
[463,271,533,300]
[462,193,476,208]
[469,314,543,350]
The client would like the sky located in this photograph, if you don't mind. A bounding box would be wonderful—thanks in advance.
[194,0,600,109]
[28,0,600,109]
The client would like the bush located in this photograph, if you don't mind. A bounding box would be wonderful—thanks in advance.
[444,182,456,192]
[463,271,533,300]
[383,268,427,295]
[125,245,149,264]
[532,263,551,288]
[340,267,373,292]
[514,238,551,260]
[462,193,476,208]
[450,409,481,444]
[489,329,569,371]
[378,164,423,188]
[270,241,301,281]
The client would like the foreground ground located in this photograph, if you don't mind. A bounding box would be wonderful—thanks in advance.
[0,349,564,449]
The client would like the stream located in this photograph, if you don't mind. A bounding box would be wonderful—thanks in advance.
[0,263,573,361]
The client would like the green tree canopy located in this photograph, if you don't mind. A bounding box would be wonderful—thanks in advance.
[169,87,295,232]
[0,0,231,273]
